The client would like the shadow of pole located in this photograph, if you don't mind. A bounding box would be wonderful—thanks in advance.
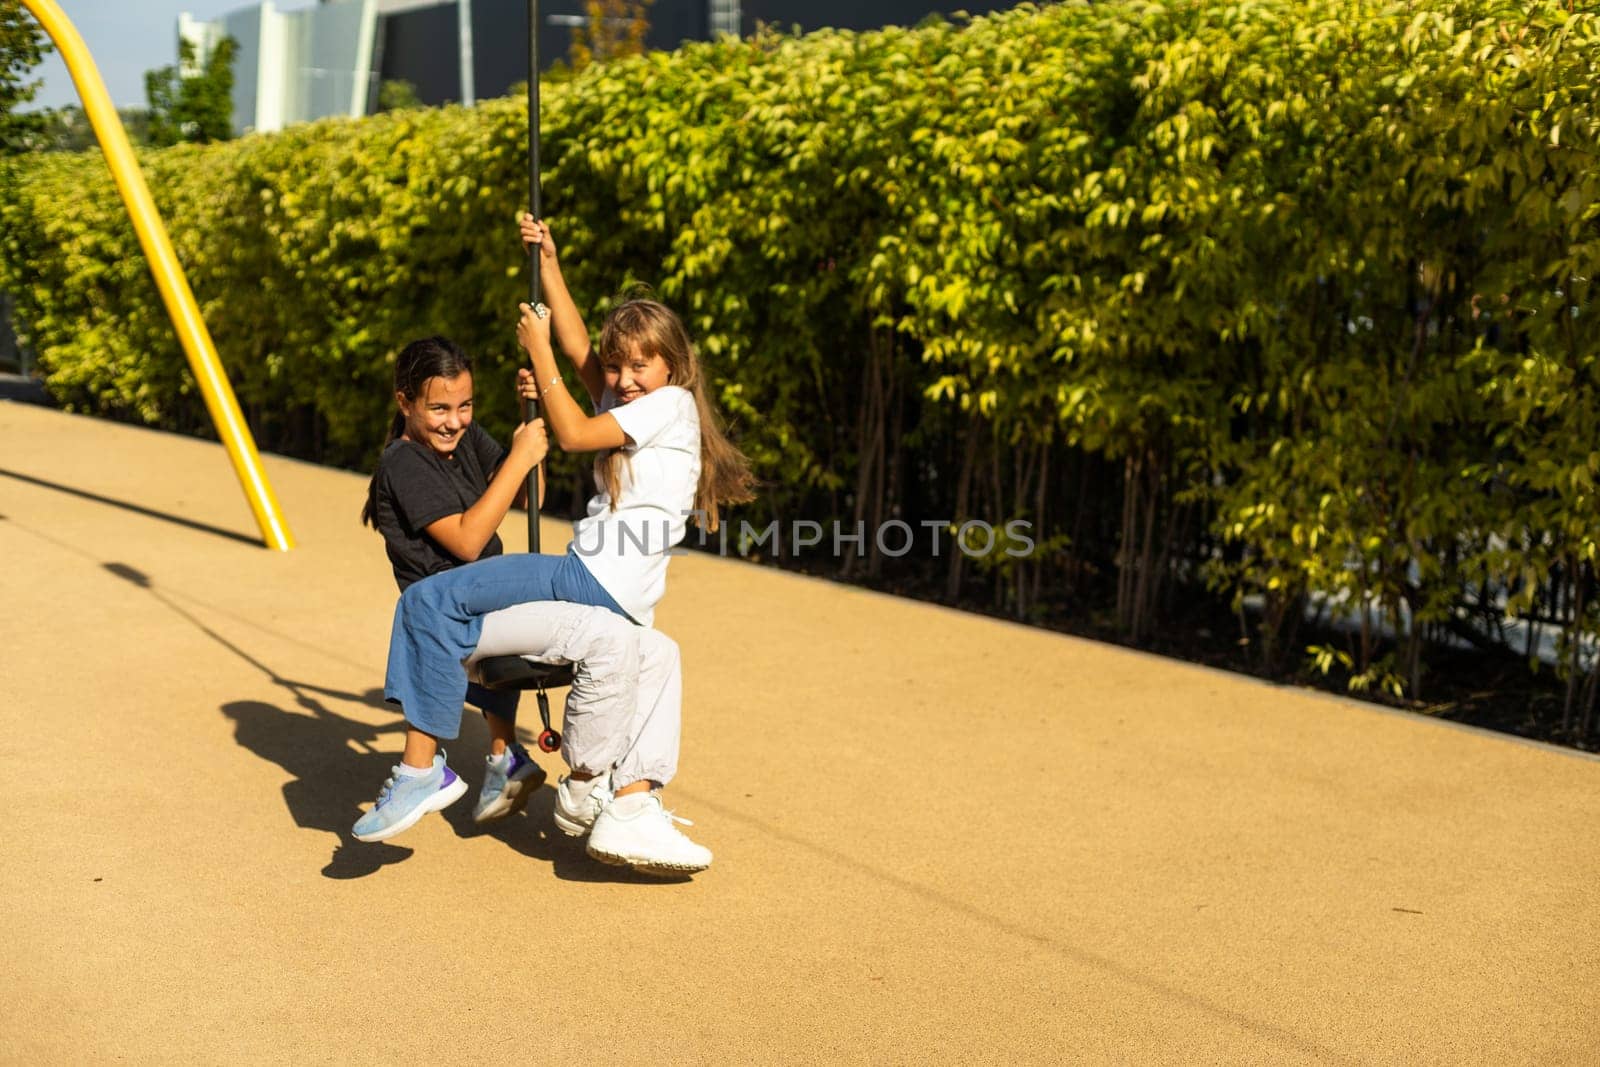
[1,466,260,546]
[100,560,422,878]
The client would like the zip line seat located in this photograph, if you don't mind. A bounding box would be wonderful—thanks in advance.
[474,655,574,753]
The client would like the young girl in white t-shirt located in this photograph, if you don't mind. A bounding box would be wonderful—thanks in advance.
[362,216,754,868]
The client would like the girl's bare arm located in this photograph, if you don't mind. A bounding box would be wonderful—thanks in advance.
[518,305,627,453]
[521,215,606,405]
[424,419,547,559]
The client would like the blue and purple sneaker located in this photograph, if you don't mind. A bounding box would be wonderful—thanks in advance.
[352,753,468,843]
[473,741,547,824]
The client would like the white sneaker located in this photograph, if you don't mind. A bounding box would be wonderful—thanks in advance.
[586,792,712,876]
[553,772,612,837]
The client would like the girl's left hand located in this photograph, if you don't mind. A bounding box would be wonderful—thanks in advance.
[516,301,552,356]
[516,367,540,402]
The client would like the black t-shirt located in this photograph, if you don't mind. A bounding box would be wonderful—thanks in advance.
[373,421,508,591]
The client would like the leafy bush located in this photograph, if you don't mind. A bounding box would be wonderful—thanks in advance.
[3,0,1598,731]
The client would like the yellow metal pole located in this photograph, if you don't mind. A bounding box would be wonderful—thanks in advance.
[20,0,295,551]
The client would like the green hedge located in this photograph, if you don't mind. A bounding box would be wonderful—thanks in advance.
[4,0,1599,726]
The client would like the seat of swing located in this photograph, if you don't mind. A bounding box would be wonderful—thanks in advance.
[473,654,574,753]
[475,655,574,692]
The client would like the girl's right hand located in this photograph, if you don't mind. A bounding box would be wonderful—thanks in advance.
[510,416,549,467]
[519,213,559,267]
[516,367,540,403]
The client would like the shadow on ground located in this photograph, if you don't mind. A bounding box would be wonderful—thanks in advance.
[1,468,258,545]
[437,756,691,885]
[223,694,688,885]
[86,557,684,885]
[221,693,413,879]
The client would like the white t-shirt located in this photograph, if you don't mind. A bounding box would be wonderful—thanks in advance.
[570,384,701,627]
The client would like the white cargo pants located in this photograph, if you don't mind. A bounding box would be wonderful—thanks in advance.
[466,602,680,790]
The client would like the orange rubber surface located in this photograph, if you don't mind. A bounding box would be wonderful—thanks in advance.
[2,403,1596,1064]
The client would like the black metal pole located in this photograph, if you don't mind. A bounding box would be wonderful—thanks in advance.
[525,0,543,552]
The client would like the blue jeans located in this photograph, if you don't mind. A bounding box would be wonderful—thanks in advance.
[385,549,629,739]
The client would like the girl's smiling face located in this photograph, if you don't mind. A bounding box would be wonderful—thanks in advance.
[604,342,671,404]
[399,372,474,456]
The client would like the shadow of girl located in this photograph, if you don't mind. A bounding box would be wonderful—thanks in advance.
[221,689,416,880]
[223,687,691,885]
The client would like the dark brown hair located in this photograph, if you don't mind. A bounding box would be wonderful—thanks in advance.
[361,336,473,528]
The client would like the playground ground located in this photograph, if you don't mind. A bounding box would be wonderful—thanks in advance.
[2,401,1597,1064]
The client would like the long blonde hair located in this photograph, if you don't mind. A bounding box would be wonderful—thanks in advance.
[597,299,754,531]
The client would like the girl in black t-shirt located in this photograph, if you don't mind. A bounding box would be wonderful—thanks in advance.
[359,336,550,830]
